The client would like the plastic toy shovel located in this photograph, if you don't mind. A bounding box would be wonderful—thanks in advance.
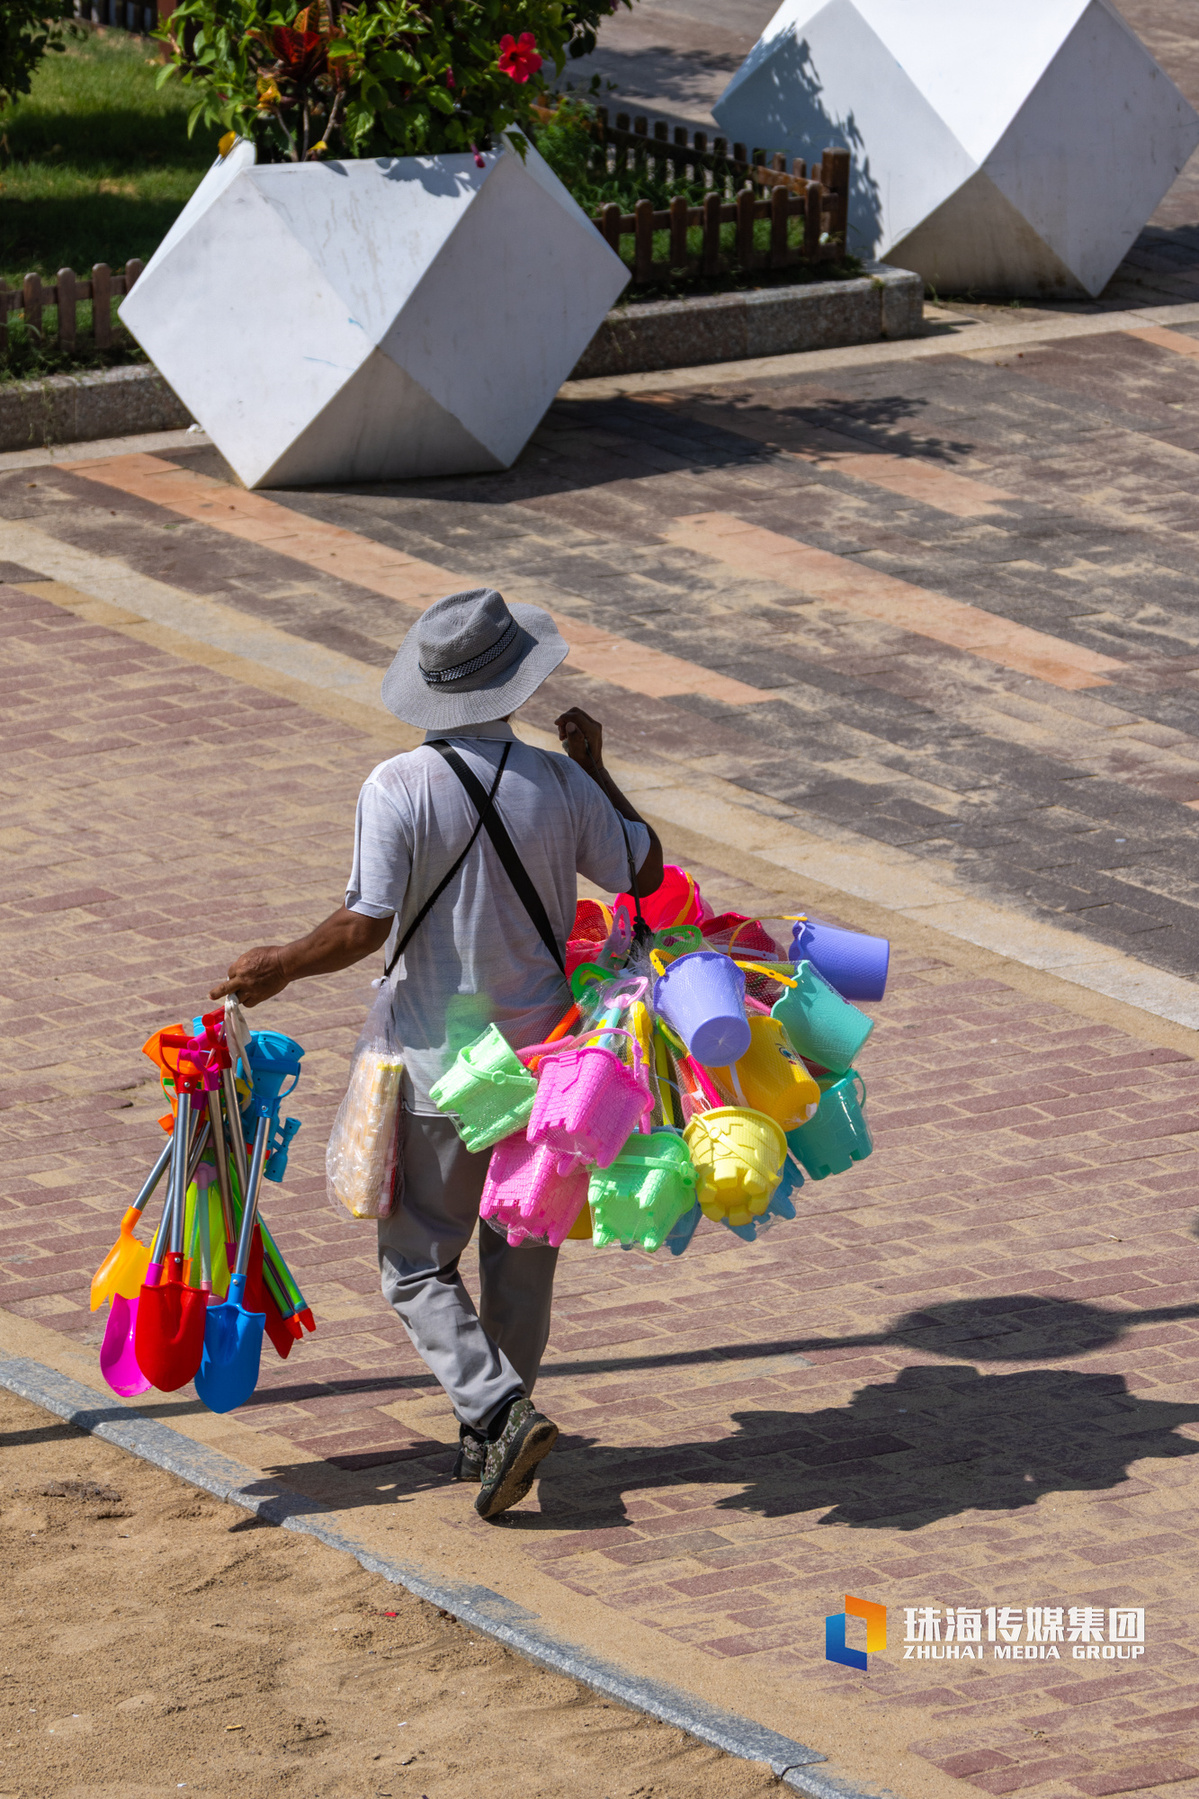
[99,1167,178,1399]
[90,1136,172,1310]
[134,1098,208,1392]
[194,1112,271,1414]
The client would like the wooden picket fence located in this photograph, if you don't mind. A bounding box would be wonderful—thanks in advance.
[72,0,158,35]
[0,261,144,352]
[583,110,852,286]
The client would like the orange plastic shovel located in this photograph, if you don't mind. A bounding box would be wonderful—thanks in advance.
[90,1136,172,1310]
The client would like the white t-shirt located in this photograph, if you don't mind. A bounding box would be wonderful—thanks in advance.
[345,722,650,1112]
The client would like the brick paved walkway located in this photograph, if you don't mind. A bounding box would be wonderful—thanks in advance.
[4,568,1199,1799]
[9,316,1199,992]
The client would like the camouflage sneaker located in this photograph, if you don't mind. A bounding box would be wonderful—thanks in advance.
[475,1397,558,1520]
[452,1425,487,1483]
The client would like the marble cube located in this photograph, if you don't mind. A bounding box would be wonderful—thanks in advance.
[121,137,628,488]
[713,0,1199,298]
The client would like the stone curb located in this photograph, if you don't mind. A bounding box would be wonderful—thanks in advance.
[0,1352,896,1799]
[0,363,191,454]
[569,264,923,379]
[0,265,922,450]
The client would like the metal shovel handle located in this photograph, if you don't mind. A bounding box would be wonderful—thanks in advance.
[233,1112,271,1282]
[133,1137,173,1215]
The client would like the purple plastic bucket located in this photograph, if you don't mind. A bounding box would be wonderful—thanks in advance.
[790,919,889,1002]
[653,950,750,1067]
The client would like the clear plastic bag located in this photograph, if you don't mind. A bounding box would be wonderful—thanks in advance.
[326,982,405,1220]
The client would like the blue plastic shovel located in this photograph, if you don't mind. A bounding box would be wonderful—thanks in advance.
[193,1110,271,1414]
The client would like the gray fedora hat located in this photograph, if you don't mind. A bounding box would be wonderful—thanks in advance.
[381,587,568,729]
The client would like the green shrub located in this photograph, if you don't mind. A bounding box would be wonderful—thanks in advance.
[530,94,708,213]
[0,0,74,111]
[158,0,634,164]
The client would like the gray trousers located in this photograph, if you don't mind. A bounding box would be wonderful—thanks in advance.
[377,1111,560,1434]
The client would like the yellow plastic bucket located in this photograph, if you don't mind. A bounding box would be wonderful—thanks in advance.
[713,1014,820,1131]
[683,1106,787,1227]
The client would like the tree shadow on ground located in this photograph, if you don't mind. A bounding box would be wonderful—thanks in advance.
[521,1363,1199,1533]
[246,1292,1199,1411]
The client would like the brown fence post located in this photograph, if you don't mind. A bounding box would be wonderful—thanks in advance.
[23,273,43,337]
[822,146,851,248]
[791,156,807,180]
[652,116,667,184]
[735,184,756,272]
[702,191,722,278]
[633,197,655,283]
[125,257,145,292]
[669,194,689,269]
[56,268,77,349]
[92,263,112,346]
[804,180,824,258]
[672,124,688,183]
[770,184,789,267]
[601,202,622,258]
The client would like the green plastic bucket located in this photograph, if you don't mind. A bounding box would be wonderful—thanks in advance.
[429,1024,537,1153]
[771,959,873,1075]
[786,1070,872,1180]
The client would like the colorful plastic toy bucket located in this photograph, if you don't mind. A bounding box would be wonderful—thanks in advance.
[614,864,706,935]
[791,919,890,1002]
[713,1014,820,1131]
[429,1023,537,1153]
[527,1044,652,1169]
[682,1106,786,1227]
[480,1133,589,1248]
[787,1070,872,1180]
[654,951,750,1067]
[771,960,873,1075]
[588,1129,697,1252]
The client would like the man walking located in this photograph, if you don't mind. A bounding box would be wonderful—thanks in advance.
[211,588,663,1520]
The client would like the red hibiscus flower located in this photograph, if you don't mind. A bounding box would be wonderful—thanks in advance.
[497,31,542,82]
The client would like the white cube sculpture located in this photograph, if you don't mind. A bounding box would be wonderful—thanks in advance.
[121,138,628,488]
[713,0,1199,298]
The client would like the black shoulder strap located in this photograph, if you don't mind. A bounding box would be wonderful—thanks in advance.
[384,740,510,978]
[429,739,567,977]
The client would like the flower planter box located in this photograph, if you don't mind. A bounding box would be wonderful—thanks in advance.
[0,267,922,452]
[119,137,628,489]
[568,263,923,379]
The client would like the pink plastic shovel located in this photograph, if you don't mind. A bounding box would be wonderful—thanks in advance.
[99,1120,184,1399]
[99,1293,150,1398]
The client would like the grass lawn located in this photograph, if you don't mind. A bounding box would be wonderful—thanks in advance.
[0,25,217,287]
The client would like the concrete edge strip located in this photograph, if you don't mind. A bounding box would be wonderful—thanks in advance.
[0,1353,894,1799]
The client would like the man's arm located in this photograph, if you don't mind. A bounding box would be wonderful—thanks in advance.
[208,905,393,1008]
[555,706,664,896]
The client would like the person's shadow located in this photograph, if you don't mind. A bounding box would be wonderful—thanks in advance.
[250,1294,1199,1529]
[522,1362,1199,1533]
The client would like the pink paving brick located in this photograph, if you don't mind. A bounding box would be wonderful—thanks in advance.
[5,580,1199,1793]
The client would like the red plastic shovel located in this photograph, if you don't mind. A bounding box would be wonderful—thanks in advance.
[134,1094,208,1392]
